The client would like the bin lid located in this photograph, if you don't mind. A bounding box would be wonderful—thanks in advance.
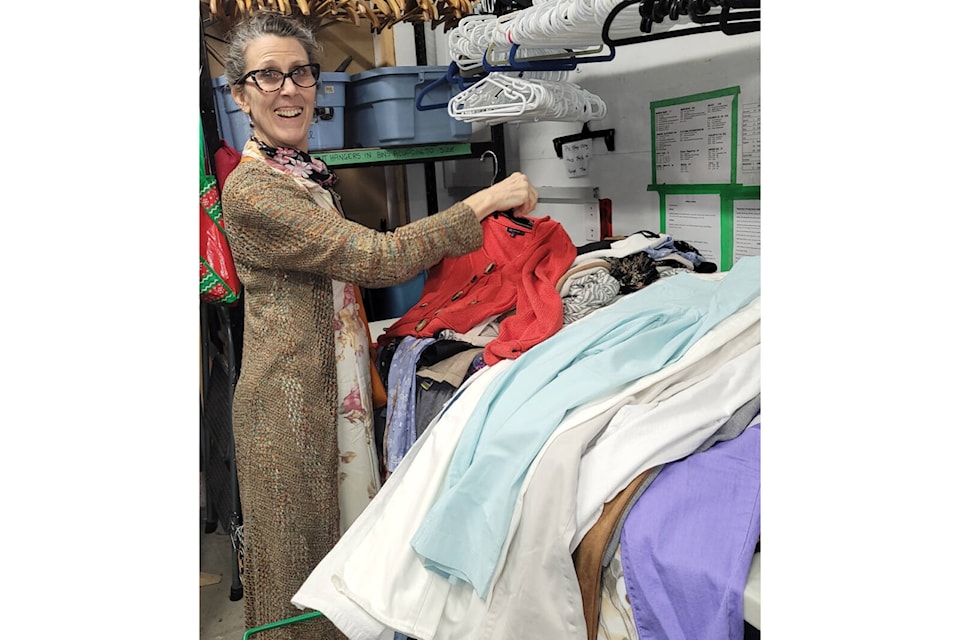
[349,66,448,82]
[320,71,351,82]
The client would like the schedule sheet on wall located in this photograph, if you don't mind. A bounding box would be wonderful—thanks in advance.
[654,94,734,184]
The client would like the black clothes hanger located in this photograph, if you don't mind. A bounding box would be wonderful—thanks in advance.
[688,0,759,34]
[493,209,534,231]
[493,215,533,237]
[482,150,534,231]
[602,0,759,47]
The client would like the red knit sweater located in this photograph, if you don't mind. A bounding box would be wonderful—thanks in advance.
[379,214,576,364]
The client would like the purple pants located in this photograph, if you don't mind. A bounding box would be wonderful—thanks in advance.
[621,424,760,640]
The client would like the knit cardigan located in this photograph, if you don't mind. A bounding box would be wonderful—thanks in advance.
[220,158,483,639]
[380,213,576,364]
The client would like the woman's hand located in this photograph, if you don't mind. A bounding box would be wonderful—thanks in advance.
[462,172,539,222]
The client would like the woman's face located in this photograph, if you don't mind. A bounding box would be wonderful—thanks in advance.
[231,35,316,151]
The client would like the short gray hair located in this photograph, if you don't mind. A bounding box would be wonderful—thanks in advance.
[223,11,323,86]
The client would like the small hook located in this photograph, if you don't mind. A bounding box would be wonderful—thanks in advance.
[480,149,499,187]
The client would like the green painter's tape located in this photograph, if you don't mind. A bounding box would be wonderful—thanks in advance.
[721,195,734,271]
[315,143,472,166]
[648,184,760,198]
[730,92,739,185]
[650,86,741,110]
[659,191,667,232]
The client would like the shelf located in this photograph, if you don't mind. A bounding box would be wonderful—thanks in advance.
[313,141,496,169]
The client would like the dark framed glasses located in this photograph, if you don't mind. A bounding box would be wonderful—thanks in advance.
[237,63,321,92]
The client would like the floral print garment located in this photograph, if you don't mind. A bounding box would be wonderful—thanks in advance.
[332,276,382,533]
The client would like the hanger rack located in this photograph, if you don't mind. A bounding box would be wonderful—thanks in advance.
[416,61,483,111]
[480,43,616,73]
[552,123,616,158]
[601,0,759,48]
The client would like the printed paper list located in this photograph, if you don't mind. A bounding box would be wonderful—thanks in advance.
[665,194,721,262]
[655,95,734,184]
[733,200,761,262]
[739,101,760,185]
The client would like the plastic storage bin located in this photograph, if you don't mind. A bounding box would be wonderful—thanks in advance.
[212,75,250,153]
[211,73,349,152]
[345,66,473,148]
[308,72,350,152]
[364,270,428,321]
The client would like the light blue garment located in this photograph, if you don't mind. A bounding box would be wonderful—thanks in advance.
[409,256,760,597]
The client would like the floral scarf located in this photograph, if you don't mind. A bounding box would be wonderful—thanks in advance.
[250,136,338,188]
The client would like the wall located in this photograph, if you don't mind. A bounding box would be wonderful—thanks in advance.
[514,30,760,237]
[399,22,760,244]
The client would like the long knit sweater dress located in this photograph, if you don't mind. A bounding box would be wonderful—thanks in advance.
[221,157,484,639]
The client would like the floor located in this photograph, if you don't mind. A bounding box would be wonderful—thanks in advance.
[200,475,247,640]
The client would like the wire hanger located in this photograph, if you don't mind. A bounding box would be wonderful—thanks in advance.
[482,150,534,230]
[448,73,607,125]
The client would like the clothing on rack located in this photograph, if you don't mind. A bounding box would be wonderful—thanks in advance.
[379,213,576,365]
[293,261,761,640]
[409,256,760,598]
[557,259,622,324]
[573,393,762,640]
[384,336,438,472]
[292,361,514,640]
[596,547,641,640]
[574,469,656,640]
[595,393,761,568]
[414,377,460,438]
[571,230,669,267]
[472,344,760,640]
[621,421,761,640]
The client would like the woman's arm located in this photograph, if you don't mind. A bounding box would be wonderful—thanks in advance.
[222,161,505,288]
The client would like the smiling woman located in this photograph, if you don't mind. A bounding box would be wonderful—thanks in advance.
[217,11,541,640]
[227,27,320,151]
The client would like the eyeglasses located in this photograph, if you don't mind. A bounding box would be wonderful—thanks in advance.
[237,63,321,92]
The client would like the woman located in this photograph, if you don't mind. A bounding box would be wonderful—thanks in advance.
[219,10,539,639]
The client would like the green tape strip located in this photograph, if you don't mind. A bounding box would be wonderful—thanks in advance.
[647,184,760,195]
[730,92,739,185]
[659,191,667,233]
[720,194,734,271]
[315,143,473,166]
[650,86,740,110]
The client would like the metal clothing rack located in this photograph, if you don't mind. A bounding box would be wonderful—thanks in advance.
[601,0,759,48]
[200,14,246,603]
[200,301,245,601]
[413,22,507,213]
